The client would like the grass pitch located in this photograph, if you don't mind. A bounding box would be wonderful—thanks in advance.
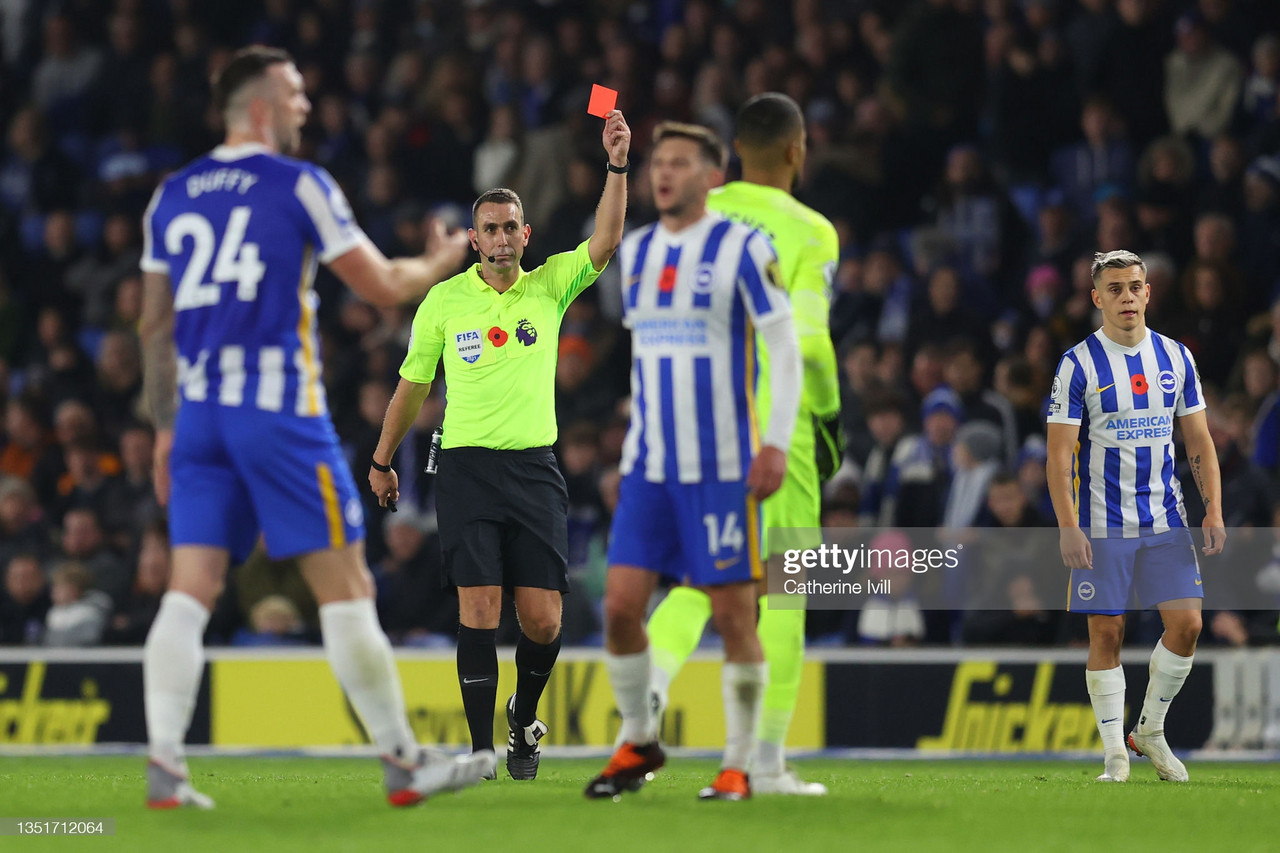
[2,756,1277,852]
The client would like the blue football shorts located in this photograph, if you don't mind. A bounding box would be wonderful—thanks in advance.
[606,471,762,587]
[168,402,365,562]
[1068,528,1203,615]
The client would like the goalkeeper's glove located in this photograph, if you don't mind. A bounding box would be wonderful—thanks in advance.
[813,412,845,483]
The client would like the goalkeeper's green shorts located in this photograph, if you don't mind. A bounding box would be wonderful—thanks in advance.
[763,421,822,556]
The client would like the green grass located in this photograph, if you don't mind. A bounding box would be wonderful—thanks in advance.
[1,757,1278,852]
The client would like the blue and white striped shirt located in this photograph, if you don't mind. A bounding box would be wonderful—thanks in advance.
[617,213,791,484]
[141,143,365,417]
[1047,328,1205,537]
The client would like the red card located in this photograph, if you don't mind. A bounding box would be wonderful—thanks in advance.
[587,84,618,118]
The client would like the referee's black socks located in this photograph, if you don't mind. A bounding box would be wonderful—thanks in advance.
[457,625,499,752]
[514,632,562,727]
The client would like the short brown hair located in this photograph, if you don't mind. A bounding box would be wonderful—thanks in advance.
[212,45,293,115]
[471,187,525,228]
[652,121,728,169]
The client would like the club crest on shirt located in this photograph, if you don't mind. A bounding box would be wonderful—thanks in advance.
[456,329,483,363]
[691,263,716,294]
[1158,370,1177,393]
[516,318,537,345]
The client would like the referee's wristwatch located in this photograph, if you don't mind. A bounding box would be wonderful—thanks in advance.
[370,459,392,473]
[607,160,630,174]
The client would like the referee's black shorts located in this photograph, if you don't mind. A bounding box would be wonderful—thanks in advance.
[435,445,569,592]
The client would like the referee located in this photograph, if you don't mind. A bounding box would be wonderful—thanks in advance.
[368,109,631,781]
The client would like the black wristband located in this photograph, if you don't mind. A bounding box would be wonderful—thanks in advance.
[370,459,392,473]
[607,160,630,174]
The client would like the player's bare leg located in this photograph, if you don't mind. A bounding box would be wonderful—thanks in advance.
[1129,600,1200,782]
[698,581,766,801]
[586,566,666,799]
[144,545,226,809]
[507,587,562,780]
[302,544,493,804]
[1085,613,1129,782]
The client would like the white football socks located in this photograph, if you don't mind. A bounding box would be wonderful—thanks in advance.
[722,662,768,772]
[1137,639,1194,736]
[319,598,417,759]
[1085,665,1127,754]
[144,591,210,769]
[607,649,656,744]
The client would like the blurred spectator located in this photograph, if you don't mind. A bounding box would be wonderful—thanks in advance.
[942,338,1018,466]
[64,213,142,329]
[1165,9,1243,140]
[232,595,310,647]
[885,0,984,146]
[1183,395,1273,529]
[103,518,169,646]
[91,330,143,443]
[1051,96,1134,221]
[43,561,110,646]
[1,393,51,481]
[0,476,50,566]
[54,438,131,535]
[1241,34,1280,126]
[851,530,925,646]
[1027,192,1080,281]
[924,145,1028,295]
[1095,0,1172,148]
[114,422,158,543]
[860,389,911,525]
[907,267,990,360]
[235,548,318,636]
[472,103,521,194]
[1239,156,1280,299]
[839,338,879,467]
[961,471,1057,645]
[942,422,1004,530]
[371,507,456,646]
[1134,135,1195,263]
[0,552,49,644]
[1065,0,1119,98]
[0,105,79,215]
[881,387,961,528]
[1174,259,1244,389]
[1196,134,1246,220]
[30,12,103,132]
[58,506,129,607]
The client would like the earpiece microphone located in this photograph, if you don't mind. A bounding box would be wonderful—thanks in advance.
[488,255,496,263]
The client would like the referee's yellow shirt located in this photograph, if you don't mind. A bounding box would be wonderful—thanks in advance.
[400,239,603,450]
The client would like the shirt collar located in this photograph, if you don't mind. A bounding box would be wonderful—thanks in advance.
[1094,327,1149,355]
[468,263,526,294]
[209,142,272,161]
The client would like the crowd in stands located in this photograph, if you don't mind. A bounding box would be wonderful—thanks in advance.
[2,0,1280,649]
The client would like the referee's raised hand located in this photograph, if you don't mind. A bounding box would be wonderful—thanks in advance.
[602,109,631,166]
[369,463,399,511]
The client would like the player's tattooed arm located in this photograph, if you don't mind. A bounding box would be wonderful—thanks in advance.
[1189,453,1210,507]
[140,272,179,429]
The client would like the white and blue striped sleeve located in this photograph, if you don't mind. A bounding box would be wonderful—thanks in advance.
[139,182,169,274]
[1175,344,1206,416]
[293,164,367,263]
[736,230,791,327]
[1046,351,1087,425]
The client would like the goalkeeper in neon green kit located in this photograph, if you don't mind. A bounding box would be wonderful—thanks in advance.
[646,92,841,795]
